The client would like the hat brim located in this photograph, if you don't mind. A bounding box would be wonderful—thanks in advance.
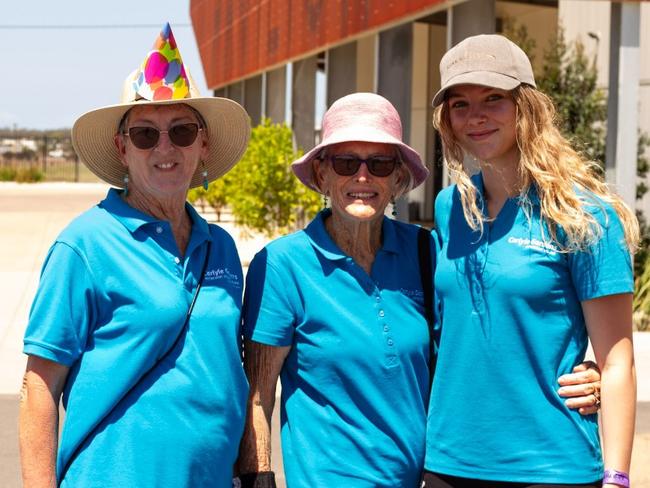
[431,71,524,107]
[291,127,429,193]
[72,97,250,188]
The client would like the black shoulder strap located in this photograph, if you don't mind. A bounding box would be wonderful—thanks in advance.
[417,227,436,390]
[59,240,212,482]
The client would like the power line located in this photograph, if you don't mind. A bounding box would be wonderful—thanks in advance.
[0,23,191,30]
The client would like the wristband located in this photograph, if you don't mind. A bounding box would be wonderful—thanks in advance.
[603,469,630,487]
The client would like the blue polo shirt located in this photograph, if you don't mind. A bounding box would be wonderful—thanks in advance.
[24,188,248,488]
[243,210,434,487]
[425,174,633,483]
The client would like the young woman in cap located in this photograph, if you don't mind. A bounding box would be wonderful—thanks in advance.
[236,92,602,488]
[19,24,250,487]
[423,34,637,488]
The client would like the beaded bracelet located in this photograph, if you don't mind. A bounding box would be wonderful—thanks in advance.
[603,468,630,487]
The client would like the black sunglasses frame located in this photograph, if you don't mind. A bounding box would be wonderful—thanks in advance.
[322,153,401,178]
[123,123,202,150]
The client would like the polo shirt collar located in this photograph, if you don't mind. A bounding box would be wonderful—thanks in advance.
[100,188,212,241]
[305,209,400,261]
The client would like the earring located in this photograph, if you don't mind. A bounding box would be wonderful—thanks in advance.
[123,172,129,197]
[201,162,209,190]
[391,198,397,218]
[322,194,328,209]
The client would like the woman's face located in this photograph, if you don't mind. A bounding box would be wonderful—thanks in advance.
[447,84,519,168]
[314,141,403,224]
[114,103,208,201]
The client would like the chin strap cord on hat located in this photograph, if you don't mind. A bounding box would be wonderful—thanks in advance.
[58,241,212,483]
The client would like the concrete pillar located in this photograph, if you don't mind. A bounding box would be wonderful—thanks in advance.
[244,75,263,126]
[378,23,413,221]
[327,42,357,107]
[292,56,317,152]
[265,66,287,124]
[605,2,640,210]
[410,22,431,221]
[444,0,496,185]
[448,0,496,47]
[228,81,245,107]
[356,34,377,93]
[428,25,448,218]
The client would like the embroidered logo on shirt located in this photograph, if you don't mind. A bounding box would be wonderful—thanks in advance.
[400,288,424,299]
[507,236,558,255]
[204,268,241,287]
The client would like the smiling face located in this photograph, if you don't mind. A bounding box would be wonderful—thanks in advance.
[447,84,519,169]
[114,103,208,202]
[314,141,404,224]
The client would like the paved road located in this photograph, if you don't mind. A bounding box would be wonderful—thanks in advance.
[1,182,648,487]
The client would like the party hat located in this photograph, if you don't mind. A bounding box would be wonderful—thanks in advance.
[133,22,190,101]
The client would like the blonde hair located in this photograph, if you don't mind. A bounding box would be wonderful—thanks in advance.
[434,85,639,252]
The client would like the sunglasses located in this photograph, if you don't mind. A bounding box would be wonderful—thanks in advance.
[324,153,400,177]
[123,123,202,150]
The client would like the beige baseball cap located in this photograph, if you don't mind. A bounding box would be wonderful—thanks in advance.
[432,34,536,107]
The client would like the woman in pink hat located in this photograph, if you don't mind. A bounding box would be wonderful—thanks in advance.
[19,24,250,487]
[236,92,601,488]
[422,34,637,488]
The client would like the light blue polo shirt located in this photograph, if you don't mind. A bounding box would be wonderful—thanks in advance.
[24,188,249,488]
[243,210,434,487]
[425,174,633,483]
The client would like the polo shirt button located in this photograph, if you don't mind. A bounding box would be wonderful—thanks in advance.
[387,339,394,346]
[383,325,389,332]
[376,296,381,302]
[379,310,385,317]
[156,226,163,234]
[174,257,180,264]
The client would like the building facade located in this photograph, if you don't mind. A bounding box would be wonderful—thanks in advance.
[190,0,649,222]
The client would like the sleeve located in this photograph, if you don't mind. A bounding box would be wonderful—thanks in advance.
[242,249,297,347]
[23,242,96,366]
[567,203,634,302]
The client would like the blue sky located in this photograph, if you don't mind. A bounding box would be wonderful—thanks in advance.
[1,0,208,130]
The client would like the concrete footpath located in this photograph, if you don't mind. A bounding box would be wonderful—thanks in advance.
[1,182,649,486]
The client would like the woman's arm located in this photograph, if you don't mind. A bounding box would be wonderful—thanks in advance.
[19,356,70,488]
[237,340,291,481]
[583,293,636,483]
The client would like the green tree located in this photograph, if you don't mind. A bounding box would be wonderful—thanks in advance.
[226,119,321,237]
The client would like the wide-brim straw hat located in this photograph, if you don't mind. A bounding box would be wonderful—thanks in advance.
[432,34,536,107]
[72,23,250,189]
[291,92,429,192]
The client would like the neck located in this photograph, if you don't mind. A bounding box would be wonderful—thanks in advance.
[124,187,192,256]
[325,210,383,274]
[480,157,522,219]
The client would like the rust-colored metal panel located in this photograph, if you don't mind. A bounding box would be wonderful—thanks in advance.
[191,0,448,89]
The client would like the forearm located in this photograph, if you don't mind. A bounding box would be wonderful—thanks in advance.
[238,394,275,473]
[237,341,289,475]
[19,375,60,488]
[600,360,636,473]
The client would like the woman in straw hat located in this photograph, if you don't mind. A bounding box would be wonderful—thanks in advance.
[236,92,600,488]
[19,24,250,487]
[422,34,637,488]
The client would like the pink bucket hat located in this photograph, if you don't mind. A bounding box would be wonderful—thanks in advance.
[291,92,429,192]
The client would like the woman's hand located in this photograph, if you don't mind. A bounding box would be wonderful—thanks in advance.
[557,361,601,415]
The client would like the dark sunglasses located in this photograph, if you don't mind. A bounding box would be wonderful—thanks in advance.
[123,123,201,150]
[324,153,400,177]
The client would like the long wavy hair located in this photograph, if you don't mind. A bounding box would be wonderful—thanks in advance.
[433,84,639,252]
